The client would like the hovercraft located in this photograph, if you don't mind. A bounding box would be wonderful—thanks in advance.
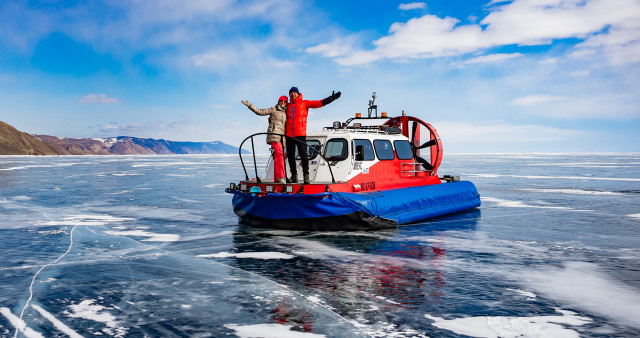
[226,93,480,231]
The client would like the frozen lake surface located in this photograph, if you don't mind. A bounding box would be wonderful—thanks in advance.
[1,154,639,337]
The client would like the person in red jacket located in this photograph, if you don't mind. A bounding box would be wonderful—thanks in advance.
[286,86,341,184]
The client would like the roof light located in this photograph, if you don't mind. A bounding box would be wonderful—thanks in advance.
[229,182,237,191]
[265,185,274,193]
[355,113,361,118]
[333,121,341,129]
[240,183,248,191]
[381,112,388,118]
[285,185,293,193]
[353,123,361,128]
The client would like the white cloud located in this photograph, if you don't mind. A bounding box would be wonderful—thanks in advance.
[311,0,640,66]
[192,42,298,74]
[576,16,640,65]
[510,95,568,106]
[463,53,523,64]
[399,3,427,11]
[570,70,590,77]
[78,94,123,104]
[305,37,356,58]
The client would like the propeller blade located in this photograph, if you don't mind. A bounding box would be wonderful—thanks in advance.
[415,156,433,171]
[417,138,437,149]
[411,121,418,144]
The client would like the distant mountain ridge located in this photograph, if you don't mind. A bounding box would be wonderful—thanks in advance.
[0,121,245,155]
[34,135,247,155]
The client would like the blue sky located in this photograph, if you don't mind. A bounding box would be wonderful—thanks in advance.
[1,0,639,153]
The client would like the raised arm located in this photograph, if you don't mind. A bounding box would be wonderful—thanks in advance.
[241,100,273,116]
[321,90,341,107]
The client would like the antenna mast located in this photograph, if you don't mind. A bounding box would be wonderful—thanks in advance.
[367,92,377,118]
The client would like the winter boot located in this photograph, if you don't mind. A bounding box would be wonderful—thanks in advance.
[290,175,298,183]
[303,173,310,185]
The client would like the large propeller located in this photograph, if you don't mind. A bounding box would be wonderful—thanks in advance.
[384,115,442,175]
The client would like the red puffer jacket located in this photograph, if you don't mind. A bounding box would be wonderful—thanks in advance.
[285,94,323,137]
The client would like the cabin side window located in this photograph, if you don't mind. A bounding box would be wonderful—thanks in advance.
[373,140,395,160]
[353,139,375,161]
[324,138,348,161]
[394,140,414,160]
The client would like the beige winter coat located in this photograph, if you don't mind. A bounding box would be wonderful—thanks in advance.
[246,102,287,145]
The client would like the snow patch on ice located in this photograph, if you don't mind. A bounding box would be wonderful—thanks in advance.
[364,321,426,338]
[627,213,640,220]
[112,171,141,176]
[517,188,623,196]
[0,163,80,171]
[506,288,536,299]
[35,214,135,226]
[105,190,132,195]
[65,299,127,337]
[518,261,640,329]
[224,323,326,337]
[307,295,322,304]
[425,309,591,338]
[11,195,32,201]
[482,197,590,211]
[104,230,180,242]
[198,251,294,260]
[131,161,203,168]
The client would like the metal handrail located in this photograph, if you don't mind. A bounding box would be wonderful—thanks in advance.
[238,133,336,184]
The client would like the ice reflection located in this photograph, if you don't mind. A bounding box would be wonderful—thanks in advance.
[228,210,480,333]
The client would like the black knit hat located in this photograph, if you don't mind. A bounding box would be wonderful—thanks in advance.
[289,86,299,94]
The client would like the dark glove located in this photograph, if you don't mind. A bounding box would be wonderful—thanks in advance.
[322,90,341,106]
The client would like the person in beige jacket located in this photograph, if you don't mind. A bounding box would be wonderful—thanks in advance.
[241,96,288,183]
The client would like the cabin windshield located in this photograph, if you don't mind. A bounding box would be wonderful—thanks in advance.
[324,138,348,161]
[295,139,321,160]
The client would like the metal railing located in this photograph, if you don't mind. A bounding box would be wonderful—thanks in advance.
[238,133,336,184]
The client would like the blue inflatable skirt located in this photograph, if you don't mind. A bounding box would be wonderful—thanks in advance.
[227,181,480,231]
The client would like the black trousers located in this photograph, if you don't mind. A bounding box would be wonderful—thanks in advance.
[286,136,309,176]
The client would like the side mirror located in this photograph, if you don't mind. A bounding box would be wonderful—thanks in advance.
[355,145,364,161]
